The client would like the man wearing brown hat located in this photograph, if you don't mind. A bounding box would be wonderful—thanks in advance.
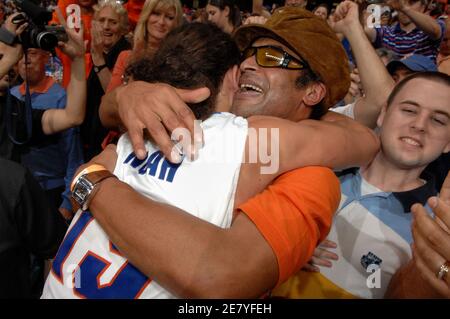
[65,8,378,298]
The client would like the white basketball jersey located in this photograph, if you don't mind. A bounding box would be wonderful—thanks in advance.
[42,113,248,299]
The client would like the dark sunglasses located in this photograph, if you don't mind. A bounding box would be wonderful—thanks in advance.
[241,45,308,70]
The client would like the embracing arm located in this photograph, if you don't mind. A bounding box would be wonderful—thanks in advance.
[85,145,339,297]
[89,176,277,298]
[235,112,377,204]
[99,86,121,128]
[247,111,379,175]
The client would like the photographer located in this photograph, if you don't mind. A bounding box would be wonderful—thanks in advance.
[0,10,86,150]
[1,10,86,215]
[0,9,86,298]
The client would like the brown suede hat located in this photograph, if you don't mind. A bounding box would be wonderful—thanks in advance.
[234,7,350,109]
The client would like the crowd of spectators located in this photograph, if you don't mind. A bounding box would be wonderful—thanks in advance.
[0,0,449,299]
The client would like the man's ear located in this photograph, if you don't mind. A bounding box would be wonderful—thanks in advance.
[223,65,240,93]
[39,51,50,65]
[444,143,450,154]
[302,82,326,106]
[216,65,240,112]
[377,103,388,129]
[224,5,230,18]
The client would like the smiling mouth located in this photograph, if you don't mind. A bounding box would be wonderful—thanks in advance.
[239,83,263,93]
[401,137,423,148]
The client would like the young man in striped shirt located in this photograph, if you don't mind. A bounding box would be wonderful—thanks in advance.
[365,0,446,63]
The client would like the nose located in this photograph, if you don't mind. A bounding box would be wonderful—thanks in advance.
[158,14,165,25]
[411,113,428,133]
[240,54,258,72]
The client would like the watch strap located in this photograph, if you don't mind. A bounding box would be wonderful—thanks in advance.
[71,169,117,211]
[94,63,107,73]
[71,164,107,192]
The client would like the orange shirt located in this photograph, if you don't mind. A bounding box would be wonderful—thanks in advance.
[238,167,340,286]
[18,76,56,95]
[124,0,146,30]
[107,50,131,92]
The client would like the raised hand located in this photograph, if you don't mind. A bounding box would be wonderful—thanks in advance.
[410,172,450,297]
[90,20,105,65]
[54,7,86,59]
[4,12,29,36]
[330,0,361,35]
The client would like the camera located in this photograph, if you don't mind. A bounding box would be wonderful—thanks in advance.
[13,0,67,52]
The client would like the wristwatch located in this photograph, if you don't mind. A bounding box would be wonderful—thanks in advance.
[93,63,108,73]
[71,165,117,211]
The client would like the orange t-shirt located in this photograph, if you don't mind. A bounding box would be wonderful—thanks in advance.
[107,50,131,92]
[238,166,340,286]
[51,0,93,87]
[124,0,146,30]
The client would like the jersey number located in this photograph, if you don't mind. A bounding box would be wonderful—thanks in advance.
[51,211,151,298]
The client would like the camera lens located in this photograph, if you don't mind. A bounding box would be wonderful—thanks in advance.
[35,31,58,51]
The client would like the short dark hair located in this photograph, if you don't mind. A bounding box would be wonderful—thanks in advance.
[126,22,241,120]
[313,3,330,16]
[208,0,241,28]
[387,71,450,107]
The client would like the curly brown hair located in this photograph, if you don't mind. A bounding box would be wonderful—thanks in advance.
[126,22,241,120]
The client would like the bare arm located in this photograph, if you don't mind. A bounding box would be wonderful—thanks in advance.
[99,87,121,128]
[40,8,87,135]
[41,56,86,134]
[90,20,112,91]
[92,55,112,92]
[364,25,377,43]
[81,145,339,298]
[234,112,379,205]
[387,0,442,40]
[246,112,380,172]
[84,145,277,298]
[333,1,395,128]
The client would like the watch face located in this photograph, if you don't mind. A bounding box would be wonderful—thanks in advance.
[72,178,94,206]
